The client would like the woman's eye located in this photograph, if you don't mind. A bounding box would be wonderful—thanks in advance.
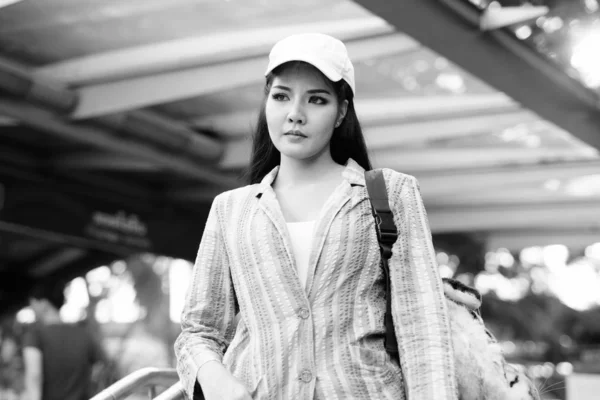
[271,93,288,101]
[309,96,328,105]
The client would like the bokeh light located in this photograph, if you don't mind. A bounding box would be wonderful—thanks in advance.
[60,277,89,323]
[571,29,600,88]
[168,259,193,323]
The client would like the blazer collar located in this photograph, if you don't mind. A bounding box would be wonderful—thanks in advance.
[255,158,366,197]
[341,158,367,187]
[253,158,367,299]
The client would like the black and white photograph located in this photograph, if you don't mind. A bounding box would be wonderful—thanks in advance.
[0,1,599,399]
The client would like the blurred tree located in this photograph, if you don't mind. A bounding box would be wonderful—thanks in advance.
[433,232,487,276]
[568,308,600,344]
[126,255,170,349]
[114,255,172,397]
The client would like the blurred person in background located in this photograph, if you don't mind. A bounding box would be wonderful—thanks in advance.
[1,319,25,400]
[175,33,456,400]
[22,283,107,400]
[114,320,172,400]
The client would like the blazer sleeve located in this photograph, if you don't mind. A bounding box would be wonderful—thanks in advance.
[385,171,458,400]
[174,193,238,400]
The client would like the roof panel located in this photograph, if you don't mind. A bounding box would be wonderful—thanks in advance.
[0,0,599,293]
[0,0,370,64]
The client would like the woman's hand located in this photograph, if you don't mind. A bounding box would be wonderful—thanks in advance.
[197,360,253,400]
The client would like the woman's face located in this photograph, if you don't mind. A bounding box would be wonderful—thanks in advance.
[266,63,347,162]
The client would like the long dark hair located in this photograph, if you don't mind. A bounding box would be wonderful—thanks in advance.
[247,61,372,184]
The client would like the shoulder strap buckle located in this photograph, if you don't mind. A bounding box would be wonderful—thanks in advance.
[366,170,398,259]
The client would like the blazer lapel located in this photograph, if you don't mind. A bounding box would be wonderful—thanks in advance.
[256,187,296,269]
[253,159,371,299]
[304,159,370,296]
[255,168,308,300]
[304,181,352,296]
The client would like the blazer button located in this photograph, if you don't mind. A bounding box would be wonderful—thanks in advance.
[298,308,310,319]
[300,369,313,383]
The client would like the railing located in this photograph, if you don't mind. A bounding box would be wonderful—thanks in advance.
[90,367,183,400]
[153,382,186,400]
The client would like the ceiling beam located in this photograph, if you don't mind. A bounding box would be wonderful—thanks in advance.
[357,94,517,124]
[372,148,598,173]
[428,201,600,233]
[55,170,157,201]
[0,0,23,11]
[363,111,538,149]
[171,183,599,207]
[0,147,38,167]
[427,187,600,207]
[485,229,600,253]
[0,0,202,35]
[0,115,17,125]
[33,17,395,86]
[193,110,260,139]
[0,57,224,164]
[175,158,600,205]
[0,54,32,78]
[0,220,132,257]
[0,98,242,187]
[417,160,600,198]
[28,248,87,278]
[353,0,600,150]
[0,145,160,202]
[193,93,519,139]
[68,33,420,119]
[166,185,227,203]
[220,140,598,171]
[51,152,161,171]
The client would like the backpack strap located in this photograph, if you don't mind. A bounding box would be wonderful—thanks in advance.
[364,170,399,360]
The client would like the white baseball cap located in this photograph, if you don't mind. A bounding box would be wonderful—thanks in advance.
[265,33,356,96]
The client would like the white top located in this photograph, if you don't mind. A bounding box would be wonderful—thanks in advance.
[286,220,316,289]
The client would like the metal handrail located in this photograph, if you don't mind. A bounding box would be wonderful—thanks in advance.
[153,382,186,400]
[90,367,179,400]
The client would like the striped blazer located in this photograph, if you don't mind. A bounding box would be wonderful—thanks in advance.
[174,159,457,400]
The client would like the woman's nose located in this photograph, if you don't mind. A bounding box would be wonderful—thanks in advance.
[287,101,305,124]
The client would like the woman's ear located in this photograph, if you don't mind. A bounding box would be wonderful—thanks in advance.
[335,99,349,127]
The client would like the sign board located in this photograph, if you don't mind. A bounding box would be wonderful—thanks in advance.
[0,177,209,260]
[85,210,152,250]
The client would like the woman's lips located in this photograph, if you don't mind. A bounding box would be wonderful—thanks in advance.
[285,130,307,138]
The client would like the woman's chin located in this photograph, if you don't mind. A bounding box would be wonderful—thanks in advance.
[279,147,316,161]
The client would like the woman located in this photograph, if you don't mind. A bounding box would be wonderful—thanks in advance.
[175,33,457,400]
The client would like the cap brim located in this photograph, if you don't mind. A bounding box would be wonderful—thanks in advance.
[265,55,343,84]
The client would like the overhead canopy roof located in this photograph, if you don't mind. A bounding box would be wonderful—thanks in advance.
[1,0,599,313]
